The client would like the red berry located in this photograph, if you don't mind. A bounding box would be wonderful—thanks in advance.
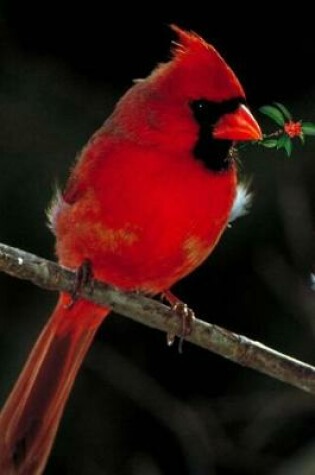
[284,121,302,138]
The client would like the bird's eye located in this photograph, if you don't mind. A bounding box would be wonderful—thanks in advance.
[190,99,218,126]
[190,100,209,114]
[194,100,207,110]
[190,97,245,128]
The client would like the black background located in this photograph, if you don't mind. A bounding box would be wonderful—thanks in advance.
[1,4,315,474]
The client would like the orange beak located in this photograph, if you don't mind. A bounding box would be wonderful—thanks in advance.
[212,104,262,141]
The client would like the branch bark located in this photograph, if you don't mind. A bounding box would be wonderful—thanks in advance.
[0,242,315,395]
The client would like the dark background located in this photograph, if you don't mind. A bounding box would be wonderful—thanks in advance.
[1,4,315,474]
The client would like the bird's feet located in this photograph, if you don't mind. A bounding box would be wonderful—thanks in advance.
[65,259,94,309]
[162,290,195,353]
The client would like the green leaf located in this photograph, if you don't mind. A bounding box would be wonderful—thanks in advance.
[276,134,287,150]
[300,133,305,144]
[260,138,278,148]
[283,136,292,156]
[260,105,285,126]
[273,102,292,120]
[302,122,315,136]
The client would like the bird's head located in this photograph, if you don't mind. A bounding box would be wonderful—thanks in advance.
[111,25,262,172]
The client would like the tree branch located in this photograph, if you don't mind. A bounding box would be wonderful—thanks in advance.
[0,242,315,395]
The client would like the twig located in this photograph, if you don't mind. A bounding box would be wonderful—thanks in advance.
[0,242,315,395]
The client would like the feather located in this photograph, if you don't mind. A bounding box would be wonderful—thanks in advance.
[229,181,252,223]
[46,185,63,234]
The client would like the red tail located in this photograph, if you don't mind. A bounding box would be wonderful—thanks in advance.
[0,294,109,475]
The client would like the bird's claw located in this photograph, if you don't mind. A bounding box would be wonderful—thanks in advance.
[167,301,195,353]
[65,259,94,309]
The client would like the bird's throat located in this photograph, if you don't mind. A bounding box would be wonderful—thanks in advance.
[193,130,233,172]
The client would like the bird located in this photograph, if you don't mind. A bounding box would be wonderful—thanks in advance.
[0,25,261,474]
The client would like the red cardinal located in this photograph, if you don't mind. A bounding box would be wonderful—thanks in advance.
[0,26,261,474]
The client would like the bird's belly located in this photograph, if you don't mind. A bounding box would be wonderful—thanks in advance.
[55,180,234,294]
[83,222,219,293]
